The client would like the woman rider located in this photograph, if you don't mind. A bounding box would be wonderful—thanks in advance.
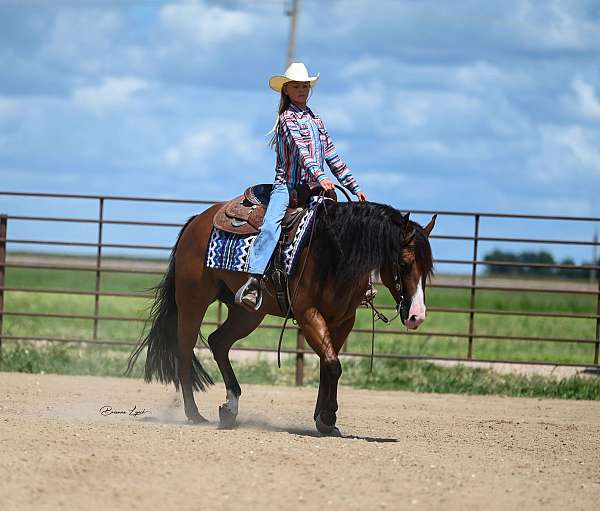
[236,62,367,310]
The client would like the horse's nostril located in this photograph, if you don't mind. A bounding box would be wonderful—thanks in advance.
[410,315,417,322]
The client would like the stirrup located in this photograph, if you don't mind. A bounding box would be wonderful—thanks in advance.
[234,276,263,311]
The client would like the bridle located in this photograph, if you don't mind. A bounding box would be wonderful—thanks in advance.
[365,258,412,372]
[392,260,412,323]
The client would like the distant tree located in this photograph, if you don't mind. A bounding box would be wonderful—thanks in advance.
[557,257,577,279]
[484,250,599,280]
[519,251,555,277]
[483,249,518,275]
[484,249,555,277]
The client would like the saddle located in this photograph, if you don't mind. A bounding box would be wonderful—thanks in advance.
[214,182,336,236]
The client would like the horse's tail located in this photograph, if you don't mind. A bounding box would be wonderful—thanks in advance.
[126,216,213,391]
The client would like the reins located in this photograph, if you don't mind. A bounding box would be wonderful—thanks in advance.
[363,276,401,373]
[276,192,329,367]
[363,261,406,371]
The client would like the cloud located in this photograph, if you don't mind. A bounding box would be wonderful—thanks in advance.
[72,77,148,114]
[571,77,600,121]
[510,0,600,51]
[557,125,600,172]
[529,125,600,184]
[164,120,265,176]
[42,8,123,69]
[159,0,257,46]
[2,0,600,221]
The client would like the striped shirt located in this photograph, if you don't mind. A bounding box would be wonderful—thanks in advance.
[274,102,361,194]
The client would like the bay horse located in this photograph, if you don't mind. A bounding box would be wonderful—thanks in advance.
[127,197,436,436]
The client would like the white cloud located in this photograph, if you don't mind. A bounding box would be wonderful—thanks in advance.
[160,0,257,47]
[557,125,600,171]
[571,77,600,121]
[3,0,600,218]
[72,77,148,114]
[164,120,264,175]
[339,56,384,80]
[530,125,600,183]
[42,9,123,69]
[507,0,600,51]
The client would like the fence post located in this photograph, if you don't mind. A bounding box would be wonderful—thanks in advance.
[93,198,104,340]
[595,276,599,366]
[467,214,480,359]
[0,215,6,352]
[295,327,304,386]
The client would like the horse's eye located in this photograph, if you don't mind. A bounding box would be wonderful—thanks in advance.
[399,262,411,274]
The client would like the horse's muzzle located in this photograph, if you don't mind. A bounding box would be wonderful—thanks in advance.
[396,298,411,325]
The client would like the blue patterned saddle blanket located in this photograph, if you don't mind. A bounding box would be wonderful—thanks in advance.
[205,202,318,275]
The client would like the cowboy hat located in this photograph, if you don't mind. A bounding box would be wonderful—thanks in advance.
[269,62,320,93]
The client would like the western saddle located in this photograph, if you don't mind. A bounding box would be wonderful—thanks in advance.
[213,182,336,236]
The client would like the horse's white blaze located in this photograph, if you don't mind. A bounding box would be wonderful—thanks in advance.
[223,389,239,416]
[407,280,426,328]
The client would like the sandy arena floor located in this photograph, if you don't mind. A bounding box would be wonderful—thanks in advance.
[1,372,599,510]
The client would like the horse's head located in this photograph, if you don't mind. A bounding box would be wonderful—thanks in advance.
[380,213,436,330]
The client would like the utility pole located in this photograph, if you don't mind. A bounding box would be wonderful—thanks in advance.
[286,0,299,66]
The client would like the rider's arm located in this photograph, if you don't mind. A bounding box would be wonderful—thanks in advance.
[318,119,361,195]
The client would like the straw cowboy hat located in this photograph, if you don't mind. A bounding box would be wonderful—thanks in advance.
[269,62,320,92]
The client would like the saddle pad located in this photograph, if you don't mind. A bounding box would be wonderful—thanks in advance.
[205,204,317,275]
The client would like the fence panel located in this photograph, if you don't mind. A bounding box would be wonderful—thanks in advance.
[1,191,599,383]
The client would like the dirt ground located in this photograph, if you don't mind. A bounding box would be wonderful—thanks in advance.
[1,372,599,511]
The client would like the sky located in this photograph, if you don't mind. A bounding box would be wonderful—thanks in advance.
[1,0,599,268]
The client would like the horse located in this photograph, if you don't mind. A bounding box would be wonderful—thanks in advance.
[127,196,436,436]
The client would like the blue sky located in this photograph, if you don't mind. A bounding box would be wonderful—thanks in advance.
[1,0,599,267]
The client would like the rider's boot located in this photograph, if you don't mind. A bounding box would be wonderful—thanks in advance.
[234,274,263,311]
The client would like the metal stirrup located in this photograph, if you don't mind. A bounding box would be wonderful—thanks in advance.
[234,276,263,311]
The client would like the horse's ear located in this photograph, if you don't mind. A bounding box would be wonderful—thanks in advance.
[423,214,437,237]
[391,211,410,226]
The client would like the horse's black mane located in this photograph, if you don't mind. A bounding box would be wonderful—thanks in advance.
[313,201,434,293]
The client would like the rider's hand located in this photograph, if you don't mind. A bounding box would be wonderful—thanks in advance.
[356,191,368,202]
[319,178,335,191]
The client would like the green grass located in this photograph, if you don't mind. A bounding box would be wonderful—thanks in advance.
[1,342,599,400]
[2,264,599,368]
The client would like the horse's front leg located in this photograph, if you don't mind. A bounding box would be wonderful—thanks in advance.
[296,306,344,436]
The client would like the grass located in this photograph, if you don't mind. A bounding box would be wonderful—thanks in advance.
[4,265,598,366]
[1,262,599,399]
[1,342,599,400]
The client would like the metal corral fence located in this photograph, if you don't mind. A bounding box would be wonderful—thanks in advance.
[1,190,599,384]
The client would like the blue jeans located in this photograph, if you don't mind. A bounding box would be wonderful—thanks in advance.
[248,184,290,275]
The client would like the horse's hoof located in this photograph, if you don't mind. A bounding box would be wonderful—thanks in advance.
[187,413,208,424]
[218,405,237,429]
[315,413,342,437]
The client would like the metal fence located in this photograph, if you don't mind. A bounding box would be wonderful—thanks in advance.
[1,190,599,383]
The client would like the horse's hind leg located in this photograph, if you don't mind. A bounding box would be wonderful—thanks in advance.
[177,297,210,423]
[208,302,264,429]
